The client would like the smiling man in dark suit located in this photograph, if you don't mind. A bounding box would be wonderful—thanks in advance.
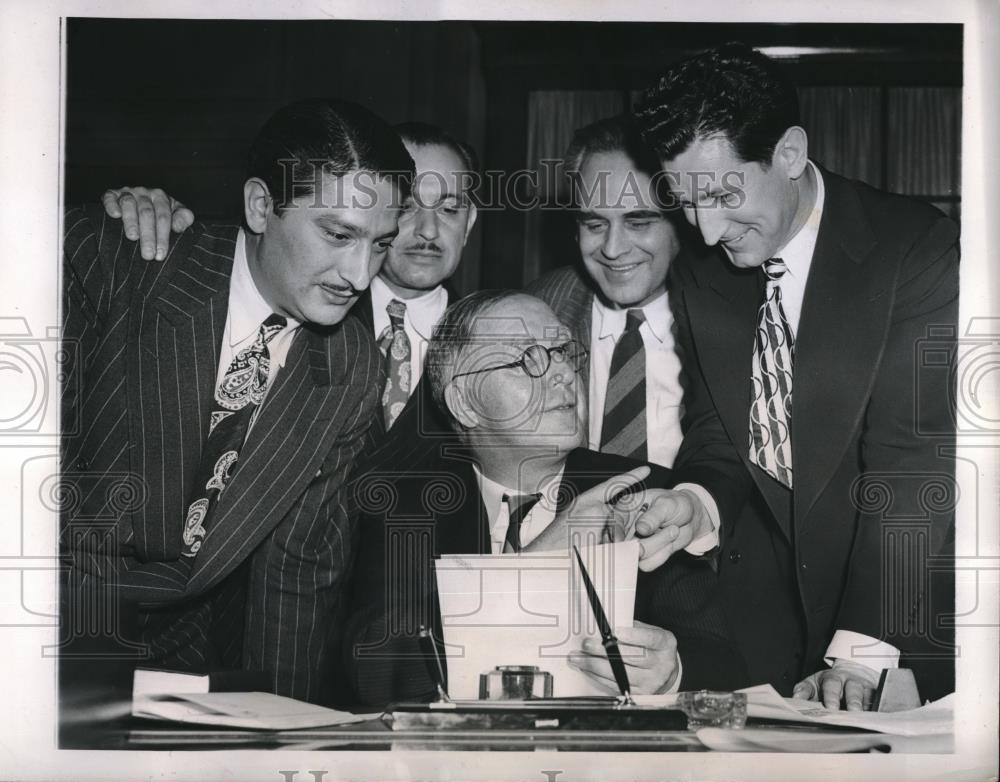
[634,43,958,707]
[342,290,748,709]
[61,98,414,703]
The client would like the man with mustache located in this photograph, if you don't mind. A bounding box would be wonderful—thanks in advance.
[62,98,413,703]
[102,121,478,432]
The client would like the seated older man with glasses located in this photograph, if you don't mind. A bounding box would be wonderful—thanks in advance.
[339,290,748,709]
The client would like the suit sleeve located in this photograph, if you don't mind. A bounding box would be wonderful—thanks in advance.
[835,214,958,696]
[243,332,383,704]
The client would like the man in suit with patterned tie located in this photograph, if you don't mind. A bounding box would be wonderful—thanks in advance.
[528,116,731,572]
[102,121,479,433]
[61,98,415,705]
[634,43,958,706]
[342,290,748,708]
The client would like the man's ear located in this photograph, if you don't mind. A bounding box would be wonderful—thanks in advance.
[444,380,479,430]
[773,126,809,180]
[462,202,479,246]
[243,178,273,234]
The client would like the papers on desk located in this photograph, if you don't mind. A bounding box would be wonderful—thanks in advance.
[635,684,954,737]
[133,692,375,730]
[435,541,639,699]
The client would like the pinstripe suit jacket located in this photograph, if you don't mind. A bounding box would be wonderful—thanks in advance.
[61,205,382,702]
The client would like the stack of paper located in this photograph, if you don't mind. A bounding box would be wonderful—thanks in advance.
[435,541,639,699]
[132,691,375,730]
[635,684,954,737]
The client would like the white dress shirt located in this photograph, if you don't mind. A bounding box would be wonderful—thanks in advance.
[370,275,448,394]
[773,161,899,672]
[473,464,563,555]
[216,229,300,424]
[588,291,720,556]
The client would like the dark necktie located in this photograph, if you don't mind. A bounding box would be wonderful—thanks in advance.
[600,308,647,462]
[180,313,286,558]
[377,298,411,430]
[502,492,542,553]
[749,258,794,488]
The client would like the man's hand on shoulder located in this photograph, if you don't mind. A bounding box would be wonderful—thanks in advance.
[102,186,195,261]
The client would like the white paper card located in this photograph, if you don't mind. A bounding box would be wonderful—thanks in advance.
[435,541,639,698]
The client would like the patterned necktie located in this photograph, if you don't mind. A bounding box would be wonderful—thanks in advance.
[749,258,794,488]
[180,313,287,558]
[377,298,411,430]
[502,492,542,553]
[600,308,647,462]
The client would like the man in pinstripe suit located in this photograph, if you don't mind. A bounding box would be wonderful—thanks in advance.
[60,98,415,705]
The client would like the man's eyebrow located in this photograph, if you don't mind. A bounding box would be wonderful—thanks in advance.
[315,215,397,241]
[623,209,663,220]
[574,210,607,221]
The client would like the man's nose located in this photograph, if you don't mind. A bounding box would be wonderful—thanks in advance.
[694,204,727,246]
[415,207,440,242]
[339,242,376,291]
[601,222,629,260]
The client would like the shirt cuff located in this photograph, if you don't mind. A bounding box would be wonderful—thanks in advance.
[824,629,900,673]
[673,482,720,556]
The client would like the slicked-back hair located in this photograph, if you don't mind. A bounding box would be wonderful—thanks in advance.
[247,98,415,213]
[394,121,479,176]
[563,114,677,214]
[425,289,523,428]
[635,42,801,166]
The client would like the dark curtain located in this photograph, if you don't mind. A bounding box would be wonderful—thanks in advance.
[523,90,628,283]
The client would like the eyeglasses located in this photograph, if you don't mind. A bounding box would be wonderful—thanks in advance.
[451,340,589,383]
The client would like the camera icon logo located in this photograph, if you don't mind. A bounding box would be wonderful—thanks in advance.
[915,318,1000,436]
[0,317,78,436]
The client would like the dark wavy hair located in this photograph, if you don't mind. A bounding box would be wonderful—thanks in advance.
[247,98,414,213]
[394,121,479,175]
[635,42,800,166]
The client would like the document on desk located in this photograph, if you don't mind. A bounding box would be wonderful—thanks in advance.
[635,684,954,737]
[435,541,639,699]
[132,692,376,730]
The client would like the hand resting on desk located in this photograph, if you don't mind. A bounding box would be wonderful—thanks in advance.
[793,659,880,711]
[567,620,680,695]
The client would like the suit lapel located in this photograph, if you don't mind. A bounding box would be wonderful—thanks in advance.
[792,170,888,526]
[434,451,491,556]
[683,264,793,542]
[131,225,235,560]
[185,326,350,593]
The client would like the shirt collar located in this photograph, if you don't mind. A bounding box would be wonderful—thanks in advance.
[228,228,299,347]
[370,274,448,340]
[774,160,826,279]
[593,289,671,343]
[472,463,565,540]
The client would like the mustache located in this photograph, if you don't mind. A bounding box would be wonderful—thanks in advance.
[400,241,444,254]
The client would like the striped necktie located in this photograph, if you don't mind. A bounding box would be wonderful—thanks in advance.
[502,492,542,553]
[600,308,647,462]
[749,258,794,488]
[377,298,412,430]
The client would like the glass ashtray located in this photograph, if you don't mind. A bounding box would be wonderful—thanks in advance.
[676,690,747,729]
